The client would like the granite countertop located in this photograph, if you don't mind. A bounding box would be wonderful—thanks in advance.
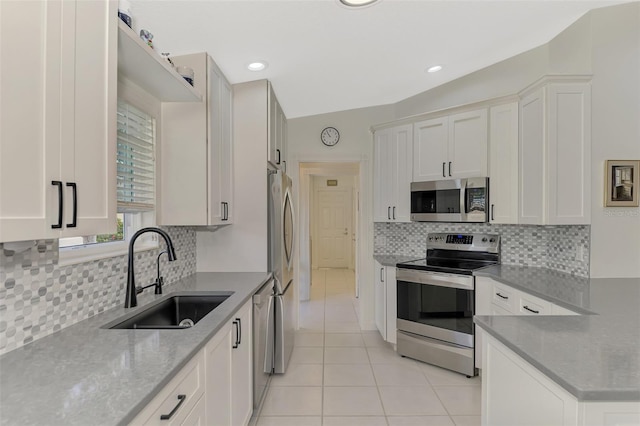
[0,272,272,426]
[474,265,640,401]
[373,254,421,267]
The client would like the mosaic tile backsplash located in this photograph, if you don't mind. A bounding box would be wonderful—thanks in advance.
[0,227,196,355]
[374,222,590,276]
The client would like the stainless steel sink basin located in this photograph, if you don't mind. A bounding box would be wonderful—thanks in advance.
[106,293,233,329]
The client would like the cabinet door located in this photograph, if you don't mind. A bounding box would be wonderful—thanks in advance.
[391,125,413,222]
[546,83,591,225]
[519,88,545,225]
[180,395,206,426]
[220,77,234,223]
[61,0,116,237]
[413,117,448,181]
[231,302,253,426]
[160,53,208,226]
[373,129,393,222]
[205,322,233,426]
[267,83,279,167]
[0,0,61,242]
[374,260,386,340]
[448,109,488,179]
[489,103,519,224]
[385,267,397,344]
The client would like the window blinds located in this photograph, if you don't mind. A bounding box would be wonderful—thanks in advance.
[117,101,155,212]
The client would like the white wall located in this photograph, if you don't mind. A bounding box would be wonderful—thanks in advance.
[393,2,640,278]
[588,2,640,278]
[288,105,394,329]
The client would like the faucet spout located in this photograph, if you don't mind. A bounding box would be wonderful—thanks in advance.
[125,227,177,308]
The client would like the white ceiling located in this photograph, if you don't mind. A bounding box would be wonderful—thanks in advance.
[130,0,629,118]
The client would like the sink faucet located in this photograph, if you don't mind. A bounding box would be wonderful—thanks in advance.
[125,227,177,308]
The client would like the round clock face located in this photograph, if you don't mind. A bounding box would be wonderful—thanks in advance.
[321,127,340,146]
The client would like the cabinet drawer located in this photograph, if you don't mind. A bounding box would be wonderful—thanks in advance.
[518,294,551,315]
[130,352,205,426]
[491,282,517,312]
[550,304,579,316]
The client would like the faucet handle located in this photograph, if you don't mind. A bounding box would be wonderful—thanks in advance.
[155,276,164,295]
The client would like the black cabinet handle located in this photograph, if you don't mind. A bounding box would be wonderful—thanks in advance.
[387,206,391,220]
[283,160,287,173]
[221,202,228,221]
[276,149,281,165]
[232,320,239,348]
[392,206,396,220]
[523,305,539,314]
[442,162,446,177]
[380,267,384,282]
[496,293,508,300]
[491,204,495,221]
[448,162,452,176]
[66,182,77,228]
[51,181,63,229]
[237,317,242,345]
[225,202,229,220]
[160,394,186,420]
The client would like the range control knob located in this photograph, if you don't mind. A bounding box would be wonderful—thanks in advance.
[489,238,496,243]
[482,237,488,243]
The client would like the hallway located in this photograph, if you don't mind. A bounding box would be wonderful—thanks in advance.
[255,268,481,426]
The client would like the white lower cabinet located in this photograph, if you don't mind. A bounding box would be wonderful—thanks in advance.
[206,299,253,426]
[482,333,640,426]
[131,300,253,426]
[374,261,397,344]
[475,276,580,368]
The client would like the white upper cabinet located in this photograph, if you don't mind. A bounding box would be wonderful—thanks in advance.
[413,109,487,182]
[413,117,449,181]
[268,84,287,171]
[519,78,591,225]
[0,0,117,243]
[160,53,233,226]
[488,102,519,224]
[373,125,412,222]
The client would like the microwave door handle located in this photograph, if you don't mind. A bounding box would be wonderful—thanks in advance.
[459,179,467,215]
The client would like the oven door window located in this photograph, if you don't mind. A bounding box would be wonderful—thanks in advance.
[411,189,461,214]
[397,280,474,335]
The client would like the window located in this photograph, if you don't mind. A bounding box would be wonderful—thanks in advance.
[59,91,158,264]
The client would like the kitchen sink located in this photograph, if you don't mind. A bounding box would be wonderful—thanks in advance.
[106,293,233,329]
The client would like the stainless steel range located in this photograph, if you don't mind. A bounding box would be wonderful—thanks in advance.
[396,233,500,377]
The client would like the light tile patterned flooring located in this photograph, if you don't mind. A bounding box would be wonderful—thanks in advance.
[255,268,481,426]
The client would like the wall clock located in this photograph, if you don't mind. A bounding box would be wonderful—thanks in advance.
[321,127,340,147]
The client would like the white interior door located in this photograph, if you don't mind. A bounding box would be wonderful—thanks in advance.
[316,189,351,268]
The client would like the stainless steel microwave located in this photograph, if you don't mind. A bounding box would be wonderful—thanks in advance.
[410,178,489,222]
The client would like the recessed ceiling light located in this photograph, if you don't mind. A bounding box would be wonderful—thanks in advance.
[339,0,380,8]
[426,65,443,73]
[247,61,268,72]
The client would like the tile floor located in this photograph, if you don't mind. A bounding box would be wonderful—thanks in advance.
[254,268,481,426]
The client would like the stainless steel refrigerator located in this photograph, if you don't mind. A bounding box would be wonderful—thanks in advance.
[266,169,295,374]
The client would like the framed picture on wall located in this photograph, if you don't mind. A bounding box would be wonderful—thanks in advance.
[605,160,639,207]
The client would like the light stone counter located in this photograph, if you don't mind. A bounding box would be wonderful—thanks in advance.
[373,254,421,267]
[0,272,272,426]
[474,265,640,401]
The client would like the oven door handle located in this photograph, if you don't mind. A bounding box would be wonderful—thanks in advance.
[396,269,474,291]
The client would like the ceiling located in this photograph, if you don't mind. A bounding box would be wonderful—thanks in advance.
[130,0,629,119]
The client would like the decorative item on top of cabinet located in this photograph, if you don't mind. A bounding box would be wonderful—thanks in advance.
[160,52,233,226]
[373,125,412,222]
[413,108,488,182]
[0,0,117,243]
[488,102,519,224]
[117,21,201,102]
[519,76,591,225]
